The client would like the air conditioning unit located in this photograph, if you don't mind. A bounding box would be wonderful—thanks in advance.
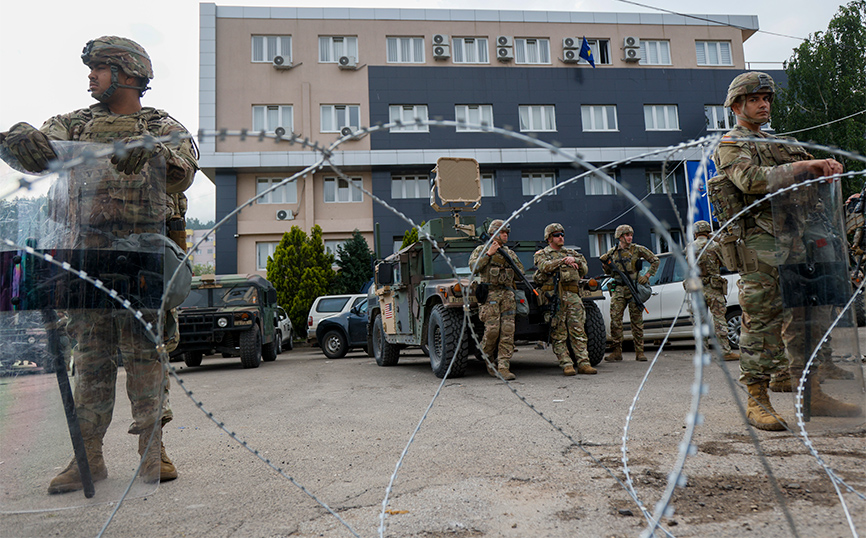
[340,126,358,139]
[338,56,357,69]
[272,55,293,70]
[274,127,287,137]
[496,35,513,47]
[432,34,450,46]
[562,49,580,63]
[623,47,641,62]
[432,44,450,60]
[276,209,294,221]
[623,36,640,49]
[562,37,579,49]
[496,47,514,61]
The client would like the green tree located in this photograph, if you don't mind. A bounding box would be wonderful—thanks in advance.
[773,0,866,196]
[186,217,216,230]
[266,225,335,331]
[400,220,426,250]
[192,263,215,275]
[332,230,373,294]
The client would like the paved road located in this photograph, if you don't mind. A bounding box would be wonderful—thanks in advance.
[3,340,865,538]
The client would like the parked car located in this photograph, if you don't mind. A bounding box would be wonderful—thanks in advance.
[275,306,294,353]
[306,294,367,345]
[316,300,369,359]
[596,252,741,349]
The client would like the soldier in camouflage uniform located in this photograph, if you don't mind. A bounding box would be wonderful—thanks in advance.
[534,223,596,376]
[0,36,199,491]
[712,71,861,431]
[469,219,524,380]
[688,220,739,361]
[599,224,659,362]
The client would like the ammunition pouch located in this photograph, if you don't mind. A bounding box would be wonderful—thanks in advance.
[475,282,489,303]
[168,216,187,252]
[513,288,529,317]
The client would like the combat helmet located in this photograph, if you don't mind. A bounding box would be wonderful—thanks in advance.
[614,224,634,239]
[724,72,775,108]
[81,36,153,100]
[694,220,713,235]
[544,223,564,241]
[488,219,510,235]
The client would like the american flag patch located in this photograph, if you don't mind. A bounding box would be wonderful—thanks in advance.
[384,302,393,319]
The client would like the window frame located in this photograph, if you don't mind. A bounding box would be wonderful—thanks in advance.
[391,174,430,199]
[452,37,489,64]
[704,105,735,131]
[578,39,611,65]
[585,171,618,195]
[323,177,364,203]
[588,231,615,258]
[389,105,429,133]
[480,172,496,197]
[252,35,292,63]
[646,170,678,194]
[318,36,359,63]
[252,105,293,134]
[386,36,425,64]
[518,105,557,132]
[639,40,672,66]
[320,104,361,133]
[455,104,494,132]
[256,177,299,205]
[580,105,618,132]
[521,171,557,196]
[650,229,683,254]
[256,242,279,271]
[695,40,733,66]
[514,38,551,65]
[644,104,680,131]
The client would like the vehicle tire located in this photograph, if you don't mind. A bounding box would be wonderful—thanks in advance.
[322,329,349,359]
[286,328,294,350]
[420,344,429,357]
[855,290,866,327]
[262,338,277,362]
[725,308,742,351]
[584,300,606,367]
[428,304,469,378]
[373,314,400,366]
[184,351,203,367]
[366,319,375,357]
[239,329,262,368]
[274,331,283,355]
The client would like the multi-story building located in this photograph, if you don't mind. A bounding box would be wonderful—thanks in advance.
[186,229,217,271]
[199,4,782,276]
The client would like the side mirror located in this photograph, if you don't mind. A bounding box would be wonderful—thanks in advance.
[267,288,278,304]
[377,262,394,286]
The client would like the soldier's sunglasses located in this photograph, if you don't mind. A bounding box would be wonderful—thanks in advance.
[550,232,564,238]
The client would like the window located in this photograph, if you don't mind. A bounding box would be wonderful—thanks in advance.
[256,242,278,270]
[480,173,495,197]
[522,172,556,196]
[515,38,551,64]
[319,36,358,62]
[696,41,732,66]
[252,105,292,134]
[391,174,430,199]
[651,229,682,254]
[588,232,615,257]
[452,37,488,63]
[579,39,611,65]
[252,35,292,63]
[455,104,493,131]
[639,40,671,65]
[585,172,618,195]
[581,105,618,132]
[324,240,348,260]
[389,105,429,132]
[386,37,424,63]
[518,105,556,132]
[320,105,360,132]
[324,177,363,203]
[256,177,298,204]
[646,170,677,194]
[704,105,735,131]
[644,105,679,131]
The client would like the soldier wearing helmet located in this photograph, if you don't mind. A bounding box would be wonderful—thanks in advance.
[469,219,524,380]
[687,220,738,362]
[599,224,659,362]
[713,71,859,430]
[0,36,199,492]
[534,223,595,375]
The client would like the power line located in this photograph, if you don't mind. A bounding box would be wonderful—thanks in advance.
[776,108,866,136]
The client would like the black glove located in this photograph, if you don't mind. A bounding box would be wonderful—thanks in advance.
[0,122,57,173]
[111,136,164,175]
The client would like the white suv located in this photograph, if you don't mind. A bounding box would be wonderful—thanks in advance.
[306,294,367,345]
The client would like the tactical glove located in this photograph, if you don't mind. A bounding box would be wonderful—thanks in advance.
[111,136,165,175]
[0,122,57,173]
[637,274,649,285]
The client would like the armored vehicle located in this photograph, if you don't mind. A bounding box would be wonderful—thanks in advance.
[368,157,606,378]
[174,274,281,369]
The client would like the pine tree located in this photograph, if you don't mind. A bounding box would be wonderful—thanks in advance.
[400,220,426,250]
[332,230,373,294]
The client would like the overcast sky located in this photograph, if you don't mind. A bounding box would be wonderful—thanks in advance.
[0,0,848,222]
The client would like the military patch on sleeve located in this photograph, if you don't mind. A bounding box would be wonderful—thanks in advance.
[720,137,738,145]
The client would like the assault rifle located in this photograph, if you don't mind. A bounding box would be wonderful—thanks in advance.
[602,256,649,314]
[495,246,540,303]
[545,269,561,347]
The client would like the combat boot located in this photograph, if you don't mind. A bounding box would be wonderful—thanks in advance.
[635,351,648,362]
[722,351,740,361]
[745,382,787,431]
[48,438,108,494]
[809,383,863,417]
[769,374,793,393]
[817,361,855,381]
[160,442,178,481]
[497,360,516,381]
[605,345,622,362]
[138,431,162,484]
[577,362,597,375]
[563,364,576,376]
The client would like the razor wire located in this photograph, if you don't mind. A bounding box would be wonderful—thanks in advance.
[1,120,865,538]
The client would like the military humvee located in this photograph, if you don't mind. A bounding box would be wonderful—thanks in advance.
[368,157,606,378]
[174,274,281,369]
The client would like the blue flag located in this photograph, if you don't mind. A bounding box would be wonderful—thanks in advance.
[579,37,595,68]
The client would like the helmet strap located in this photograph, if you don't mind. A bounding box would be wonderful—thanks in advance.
[93,64,148,102]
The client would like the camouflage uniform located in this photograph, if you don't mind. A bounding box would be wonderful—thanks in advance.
[469,224,524,376]
[599,240,659,358]
[534,244,589,370]
[688,228,734,356]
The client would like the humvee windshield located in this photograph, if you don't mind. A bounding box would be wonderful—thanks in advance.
[180,285,260,308]
[431,250,472,277]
